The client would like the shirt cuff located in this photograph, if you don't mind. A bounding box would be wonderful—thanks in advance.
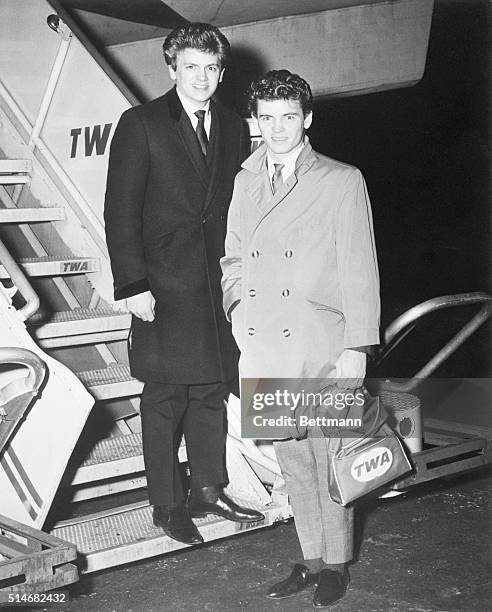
[114,278,150,301]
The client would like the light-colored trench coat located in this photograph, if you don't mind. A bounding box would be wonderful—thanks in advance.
[221,139,380,380]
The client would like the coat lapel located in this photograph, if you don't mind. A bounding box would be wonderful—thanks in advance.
[244,141,316,234]
[201,101,222,215]
[203,100,236,212]
[167,88,209,190]
[246,170,272,218]
[244,147,299,232]
[252,174,299,235]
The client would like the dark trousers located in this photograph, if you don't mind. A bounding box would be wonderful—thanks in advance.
[140,381,228,507]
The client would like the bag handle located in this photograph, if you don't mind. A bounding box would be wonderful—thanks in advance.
[334,389,387,458]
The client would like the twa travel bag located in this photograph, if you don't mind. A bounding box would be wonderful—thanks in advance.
[327,392,412,506]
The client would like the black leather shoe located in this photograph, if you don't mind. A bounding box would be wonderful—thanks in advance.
[312,568,349,607]
[153,503,204,545]
[188,486,265,523]
[267,564,319,599]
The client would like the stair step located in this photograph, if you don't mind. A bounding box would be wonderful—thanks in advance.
[0,159,32,184]
[0,207,65,223]
[29,308,131,347]
[76,365,143,400]
[0,256,100,278]
[72,433,144,485]
[51,498,286,574]
[71,433,187,486]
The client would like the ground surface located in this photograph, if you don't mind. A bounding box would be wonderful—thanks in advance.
[19,469,491,612]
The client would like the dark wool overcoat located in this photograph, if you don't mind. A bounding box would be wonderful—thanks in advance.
[104,87,246,384]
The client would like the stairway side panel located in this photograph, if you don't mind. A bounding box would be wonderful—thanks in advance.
[0,287,94,528]
[0,0,60,124]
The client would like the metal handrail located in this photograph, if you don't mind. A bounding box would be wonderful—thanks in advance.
[376,292,492,392]
[0,239,40,320]
[0,347,47,403]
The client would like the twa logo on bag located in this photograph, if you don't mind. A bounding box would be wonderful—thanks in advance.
[328,391,413,506]
[351,447,393,482]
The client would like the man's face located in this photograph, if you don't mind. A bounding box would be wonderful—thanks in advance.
[255,98,312,159]
[169,48,224,108]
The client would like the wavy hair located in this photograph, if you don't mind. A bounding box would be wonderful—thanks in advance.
[163,23,231,69]
[247,70,313,117]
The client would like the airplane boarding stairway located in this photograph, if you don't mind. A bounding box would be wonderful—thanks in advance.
[0,0,452,582]
[0,161,284,575]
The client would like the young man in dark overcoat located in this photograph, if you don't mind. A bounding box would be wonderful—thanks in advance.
[104,23,263,545]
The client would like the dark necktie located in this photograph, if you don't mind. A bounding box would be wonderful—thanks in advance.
[194,109,208,157]
[272,163,284,193]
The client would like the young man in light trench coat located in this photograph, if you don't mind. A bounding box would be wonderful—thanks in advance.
[221,70,380,607]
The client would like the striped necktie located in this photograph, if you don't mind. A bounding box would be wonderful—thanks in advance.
[194,109,208,157]
[272,163,284,193]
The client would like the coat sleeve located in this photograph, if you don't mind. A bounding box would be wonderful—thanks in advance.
[335,168,380,348]
[220,175,243,321]
[104,108,150,301]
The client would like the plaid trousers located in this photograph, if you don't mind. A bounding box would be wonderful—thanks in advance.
[274,433,354,563]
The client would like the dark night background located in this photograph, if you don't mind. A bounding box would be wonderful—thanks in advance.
[307,0,490,378]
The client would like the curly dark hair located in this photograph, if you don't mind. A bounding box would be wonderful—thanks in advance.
[247,70,313,117]
[163,23,231,69]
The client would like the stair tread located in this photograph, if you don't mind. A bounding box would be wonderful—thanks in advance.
[0,159,32,173]
[0,256,100,278]
[29,309,131,346]
[77,365,136,387]
[76,366,142,400]
[51,498,278,567]
[82,433,143,466]
[16,255,96,263]
[0,207,65,222]
[30,308,130,325]
[80,433,187,467]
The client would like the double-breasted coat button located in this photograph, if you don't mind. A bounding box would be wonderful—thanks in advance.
[281,289,290,297]
[285,249,293,258]
[248,327,255,336]
[249,289,256,297]
[252,250,260,258]
[282,328,291,337]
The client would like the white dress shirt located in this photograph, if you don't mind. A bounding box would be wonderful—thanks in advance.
[267,140,305,188]
[176,89,211,138]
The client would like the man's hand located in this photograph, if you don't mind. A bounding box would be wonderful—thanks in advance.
[335,349,366,389]
[126,291,156,322]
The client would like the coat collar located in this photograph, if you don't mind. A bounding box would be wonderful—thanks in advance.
[242,137,317,176]
[167,86,183,121]
[243,138,317,228]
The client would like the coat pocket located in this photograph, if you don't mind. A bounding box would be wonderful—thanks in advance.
[306,298,345,320]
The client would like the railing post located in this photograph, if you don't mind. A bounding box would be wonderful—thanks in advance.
[0,239,40,320]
